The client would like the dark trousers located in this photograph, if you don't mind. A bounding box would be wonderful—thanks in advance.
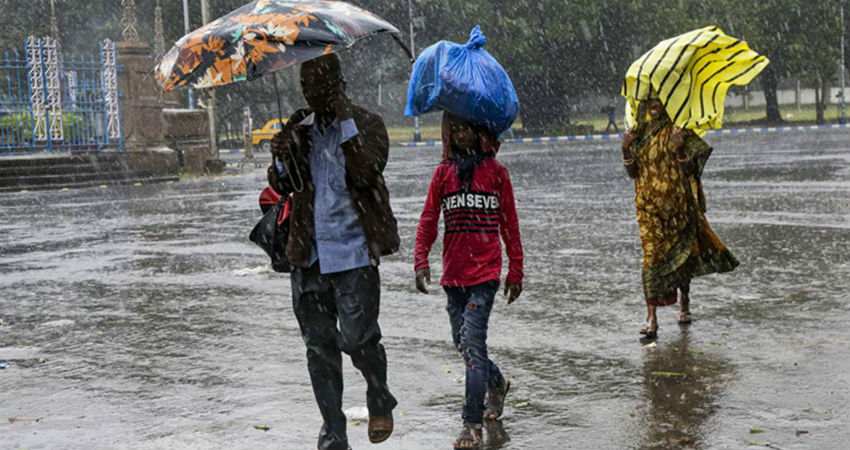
[292,263,397,450]
[444,281,505,425]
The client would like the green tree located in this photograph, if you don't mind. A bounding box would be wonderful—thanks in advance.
[3,0,845,135]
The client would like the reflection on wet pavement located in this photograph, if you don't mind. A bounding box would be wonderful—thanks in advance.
[637,331,731,449]
[1,130,849,449]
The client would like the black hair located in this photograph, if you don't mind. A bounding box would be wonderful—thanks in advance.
[300,53,345,87]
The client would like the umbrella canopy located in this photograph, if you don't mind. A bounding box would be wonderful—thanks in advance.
[156,0,402,91]
[622,26,769,135]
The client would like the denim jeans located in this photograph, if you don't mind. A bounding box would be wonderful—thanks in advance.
[444,280,505,425]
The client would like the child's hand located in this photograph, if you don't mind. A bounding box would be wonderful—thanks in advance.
[504,281,522,304]
[415,268,431,294]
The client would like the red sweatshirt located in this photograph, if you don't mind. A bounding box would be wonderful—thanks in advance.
[414,157,524,287]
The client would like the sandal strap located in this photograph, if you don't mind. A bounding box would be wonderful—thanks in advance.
[454,425,482,446]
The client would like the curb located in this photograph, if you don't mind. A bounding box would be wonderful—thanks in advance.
[0,176,179,194]
[396,123,850,148]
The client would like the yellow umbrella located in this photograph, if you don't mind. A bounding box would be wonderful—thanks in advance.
[622,25,769,135]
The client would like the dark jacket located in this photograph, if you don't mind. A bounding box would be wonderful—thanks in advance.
[267,105,399,268]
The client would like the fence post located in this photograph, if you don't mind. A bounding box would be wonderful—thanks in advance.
[101,39,122,150]
[38,39,52,152]
[23,45,34,151]
[99,41,108,146]
[44,37,63,148]
[113,42,123,150]
[27,37,46,145]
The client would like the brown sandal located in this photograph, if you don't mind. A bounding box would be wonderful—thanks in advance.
[677,312,692,324]
[483,379,510,420]
[368,412,393,444]
[453,424,482,448]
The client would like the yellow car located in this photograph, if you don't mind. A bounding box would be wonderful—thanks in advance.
[252,118,288,152]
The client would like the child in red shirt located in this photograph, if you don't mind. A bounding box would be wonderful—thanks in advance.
[414,112,523,448]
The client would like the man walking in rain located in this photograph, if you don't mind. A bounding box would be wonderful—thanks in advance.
[267,54,399,450]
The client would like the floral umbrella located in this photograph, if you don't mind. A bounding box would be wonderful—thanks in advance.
[156,0,409,91]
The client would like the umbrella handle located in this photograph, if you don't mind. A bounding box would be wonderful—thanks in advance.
[391,33,415,64]
[272,72,286,129]
[275,148,305,195]
[272,72,305,193]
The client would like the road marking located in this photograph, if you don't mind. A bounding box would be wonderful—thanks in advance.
[397,123,850,147]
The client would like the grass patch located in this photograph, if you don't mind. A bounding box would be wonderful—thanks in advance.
[650,371,686,377]
[387,124,443,143]
[570,104,848,135]
[388,104,848,142]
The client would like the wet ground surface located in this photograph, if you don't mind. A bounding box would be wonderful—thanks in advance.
[1,130,849,450]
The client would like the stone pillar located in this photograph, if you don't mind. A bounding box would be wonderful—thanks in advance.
[117,41,168,151]
[152,0,180,109]
[116,41,177,175]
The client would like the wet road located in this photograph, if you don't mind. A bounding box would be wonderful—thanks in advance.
[1,130,849,450]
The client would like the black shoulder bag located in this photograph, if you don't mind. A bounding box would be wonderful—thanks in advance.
[248,199,291,273]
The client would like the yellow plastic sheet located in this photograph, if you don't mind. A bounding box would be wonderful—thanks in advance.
[622,26,769,135]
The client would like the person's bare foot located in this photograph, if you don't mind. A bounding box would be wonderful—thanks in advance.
[640,311,651,334]
[641,306,658,338]
[453,423,482,448]
[678,292,692,324]
[643,317,659,339]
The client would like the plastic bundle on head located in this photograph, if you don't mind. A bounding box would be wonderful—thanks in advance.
[405,25,519,139]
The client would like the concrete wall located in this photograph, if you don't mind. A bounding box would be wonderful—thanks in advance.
[163,109,212,173]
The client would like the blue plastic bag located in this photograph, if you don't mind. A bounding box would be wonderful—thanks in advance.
[405,26,519,139]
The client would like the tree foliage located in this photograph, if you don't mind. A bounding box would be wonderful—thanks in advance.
[1,0,847,132]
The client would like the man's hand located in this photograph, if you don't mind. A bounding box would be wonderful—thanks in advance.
[504,281,522,304]
[331,86,353,122]
[270,129,291,160]
[415,267,431,294]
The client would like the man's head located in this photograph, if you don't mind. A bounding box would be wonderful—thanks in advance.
[300,53,345,114]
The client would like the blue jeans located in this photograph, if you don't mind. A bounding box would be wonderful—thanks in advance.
[444,281,505,425]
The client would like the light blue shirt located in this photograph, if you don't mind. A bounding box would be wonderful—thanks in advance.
[279,113,372,274]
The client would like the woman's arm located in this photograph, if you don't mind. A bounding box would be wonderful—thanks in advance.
[674,128,712,177]
[622,130,639,179]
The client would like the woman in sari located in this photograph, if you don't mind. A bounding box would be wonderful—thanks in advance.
[621,97,739,339]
